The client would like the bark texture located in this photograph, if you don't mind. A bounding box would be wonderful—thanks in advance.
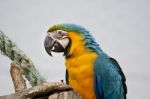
[10,62,27,92]
[0,82,81,99]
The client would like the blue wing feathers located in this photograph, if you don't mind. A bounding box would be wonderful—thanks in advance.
[94,75,104,99]
[109,57,127,99]
[94,53,127,99]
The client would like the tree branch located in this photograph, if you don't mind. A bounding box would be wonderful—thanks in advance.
[10,62,27,92]
[0,82,81,99]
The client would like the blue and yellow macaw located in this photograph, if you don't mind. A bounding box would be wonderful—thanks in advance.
[44,24,127,99]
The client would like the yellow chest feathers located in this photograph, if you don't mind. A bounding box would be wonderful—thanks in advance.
[65,53,97,99]
[65,32,97,99]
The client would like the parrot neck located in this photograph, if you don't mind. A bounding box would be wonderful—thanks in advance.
[66,32,98,58]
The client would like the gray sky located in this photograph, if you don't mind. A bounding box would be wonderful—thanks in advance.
[0,0,150,98]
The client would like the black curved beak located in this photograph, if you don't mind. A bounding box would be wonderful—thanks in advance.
[44,36,65,56]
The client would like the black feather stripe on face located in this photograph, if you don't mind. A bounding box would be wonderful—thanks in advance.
[64,38,72,58]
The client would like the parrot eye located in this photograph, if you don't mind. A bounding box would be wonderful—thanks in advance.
[57,30,62,35]
[56,30,68,38]
[56,30,66,35]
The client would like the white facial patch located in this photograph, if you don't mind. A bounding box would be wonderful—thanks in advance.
[47,30,69,49]
[57,38,69,49]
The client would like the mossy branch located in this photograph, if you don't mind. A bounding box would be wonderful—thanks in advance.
[0,31,46,86]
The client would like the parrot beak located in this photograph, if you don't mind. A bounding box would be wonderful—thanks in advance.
[44,36,65,56]
[44,35,71,56]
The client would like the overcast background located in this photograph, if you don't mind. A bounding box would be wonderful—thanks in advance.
[0,0,150,98]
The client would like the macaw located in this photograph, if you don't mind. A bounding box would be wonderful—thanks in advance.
[44,24,127,99]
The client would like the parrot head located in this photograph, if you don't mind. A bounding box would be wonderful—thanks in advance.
[44,24,101,57]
